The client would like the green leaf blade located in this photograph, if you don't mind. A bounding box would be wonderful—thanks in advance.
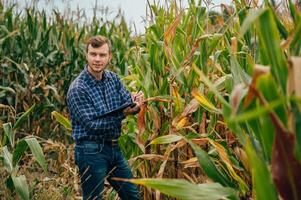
[150,134,183,145]
[12,175,29,200]
[3,122,14,147]
[128,178,239,200]
[25,137,47,172]
[13,104,35,130]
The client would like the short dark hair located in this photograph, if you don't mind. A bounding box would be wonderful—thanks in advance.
[86,35,112,53]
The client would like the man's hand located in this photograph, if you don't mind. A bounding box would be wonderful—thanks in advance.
[132,91,144,107]
[123,91,144,115]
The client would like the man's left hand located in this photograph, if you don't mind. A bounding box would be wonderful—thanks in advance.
[123,91,144,115]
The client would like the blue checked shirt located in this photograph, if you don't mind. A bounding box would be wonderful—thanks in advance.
[67,66,133,141]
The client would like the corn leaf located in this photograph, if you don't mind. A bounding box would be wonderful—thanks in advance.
[191,89,221,114]
[25,137,47,172]
[150,134,183,145]
[12,139,28,167]
[12,175,29,200]
[245,140,278,200]
[13,104,35,130]
[3,122,14,147]
[188,140,235,188]
[1,146,13,173]
[123,178,239,200]
[257,8,288,94]
[51,111,72,131]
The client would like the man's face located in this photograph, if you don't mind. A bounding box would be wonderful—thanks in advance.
[86,43,112,74]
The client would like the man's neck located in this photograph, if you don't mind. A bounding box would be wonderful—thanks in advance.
[87,66,104,80]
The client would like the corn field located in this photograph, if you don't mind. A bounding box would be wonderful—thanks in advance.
[1,0,301,199]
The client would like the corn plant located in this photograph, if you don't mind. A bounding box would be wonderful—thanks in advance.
[120,0,301,200]
[0,0,135,140]
[0,104,47,200]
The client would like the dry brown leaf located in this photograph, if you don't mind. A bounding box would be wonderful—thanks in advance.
[234,147,250,172]
[129,154,166,163]
[156,140,186,179]
[145,97,171,103]
[191,138,208,147]
[164,12,183,43]
[280,32,294,50]
[271,126,301,200]
[231,37,237,54]
[287,57,301,98]
[181,37,202,67]
[181,157,199,168]
[135,134,145,154]
[230,83,245,115]
[148,106,161,131]
[199,112,206,134]
[243,64,270,108]
[137,103,147,135]
[181,99,200,116]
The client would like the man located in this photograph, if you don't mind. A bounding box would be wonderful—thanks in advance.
[67,35,143,200]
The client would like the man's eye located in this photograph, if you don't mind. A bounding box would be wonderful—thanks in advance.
[90,53,96,56]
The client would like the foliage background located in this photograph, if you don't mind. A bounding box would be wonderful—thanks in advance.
[1,0,301,199]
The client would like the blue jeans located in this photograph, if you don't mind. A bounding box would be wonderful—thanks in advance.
[74,140,140,200]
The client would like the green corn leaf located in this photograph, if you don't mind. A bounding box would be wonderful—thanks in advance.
[291,100,301,161]
[12,175,29,200]
[150,134,183,145]
[5,175,14,192]
[270,5,288,39]
[256,73,287,126]
[1,146,13,173]
[188,140,234,188]
[51,111,72,131]
[241,8,266,36]
[288,0,298,24]
[245,140,278,200]
[13,104,35,130]
[290,19,301,55]
[125,178,239,200]
[192,64,230,109]
[12,139,28,167]
[229,97,287,123]
[229,55,251,85]
[257,8,288,94]
[25,137,47,172]
[3,122,14,147]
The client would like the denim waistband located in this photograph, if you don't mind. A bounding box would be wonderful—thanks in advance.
[75,135,119,145]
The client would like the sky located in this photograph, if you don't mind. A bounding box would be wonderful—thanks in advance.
[12,0,232,34]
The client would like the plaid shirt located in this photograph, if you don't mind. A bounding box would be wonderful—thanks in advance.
[67,66,132,141]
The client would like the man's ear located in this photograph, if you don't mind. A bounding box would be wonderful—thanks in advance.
[85,53,88,60]
[109,53,112,62]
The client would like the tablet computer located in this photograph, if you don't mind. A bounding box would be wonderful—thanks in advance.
[96,102,136,118]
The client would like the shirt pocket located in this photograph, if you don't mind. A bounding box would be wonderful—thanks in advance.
[90,89,107,116]
[106,86,123,110]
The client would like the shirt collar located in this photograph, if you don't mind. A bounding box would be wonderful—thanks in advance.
[84,65,112,85]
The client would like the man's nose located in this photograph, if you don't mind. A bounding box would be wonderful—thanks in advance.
[94,55,101,61]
